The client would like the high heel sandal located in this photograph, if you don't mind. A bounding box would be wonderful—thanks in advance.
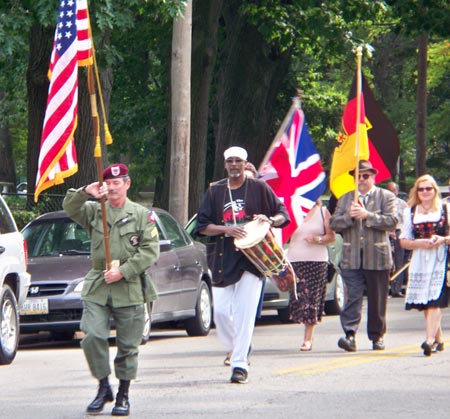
[433,341,444,352]
[421,341,433,356]
[300,341,313,352]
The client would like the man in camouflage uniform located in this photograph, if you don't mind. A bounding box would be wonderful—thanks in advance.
[63,163,159,416]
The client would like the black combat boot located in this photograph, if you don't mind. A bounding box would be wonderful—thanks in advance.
[86,376,114,413]
[111,379,130,416]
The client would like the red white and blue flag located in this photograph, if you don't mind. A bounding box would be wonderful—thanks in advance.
[259,103,326,244]
[34,0,93,201]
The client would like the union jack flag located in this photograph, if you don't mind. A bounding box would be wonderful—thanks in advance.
[259,103,326,244]
[34,0,93,201]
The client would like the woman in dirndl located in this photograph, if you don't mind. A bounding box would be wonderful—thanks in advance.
[287,199,335,351]
[399,174,450,356]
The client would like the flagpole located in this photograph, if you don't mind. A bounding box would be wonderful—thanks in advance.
[353,46,363,203]
[87,64,112,269]
[258,97,299,172]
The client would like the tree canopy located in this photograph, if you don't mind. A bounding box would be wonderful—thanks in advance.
[0,0,449,212]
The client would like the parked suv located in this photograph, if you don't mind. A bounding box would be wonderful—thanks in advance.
[0,194,30,364]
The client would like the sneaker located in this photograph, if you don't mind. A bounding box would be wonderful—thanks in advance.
[372,338,385,350]
[338,335,357,352]
[230,367,248,384]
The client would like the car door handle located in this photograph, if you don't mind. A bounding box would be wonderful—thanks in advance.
[195,260,200,265]
[173,265,180,271]
[0,246,5,255]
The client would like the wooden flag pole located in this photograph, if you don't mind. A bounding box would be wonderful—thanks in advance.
[87,64,112,269]
[389,262,410,282]
[258,97,299,173]
[353,46,363,203]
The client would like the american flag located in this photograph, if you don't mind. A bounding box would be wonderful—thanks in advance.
[34,0,92,202]
[259,103,326,244]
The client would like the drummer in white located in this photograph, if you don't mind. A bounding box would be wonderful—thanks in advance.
[195,146,289,384]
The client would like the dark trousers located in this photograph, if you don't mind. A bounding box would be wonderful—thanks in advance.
[340,268,390,341]
[390,231,409,294]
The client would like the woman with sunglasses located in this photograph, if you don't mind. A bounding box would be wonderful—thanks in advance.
[399,174,450,356]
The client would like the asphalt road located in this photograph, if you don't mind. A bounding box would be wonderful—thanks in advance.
[3,297,450,419]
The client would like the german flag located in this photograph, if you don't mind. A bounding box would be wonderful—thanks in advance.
[330,73,400,198]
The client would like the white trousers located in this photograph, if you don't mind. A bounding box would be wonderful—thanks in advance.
[212,271,262,371]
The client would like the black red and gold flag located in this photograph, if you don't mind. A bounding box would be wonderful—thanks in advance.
[330,73,400,199]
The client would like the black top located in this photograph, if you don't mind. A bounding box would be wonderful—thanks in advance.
[195,177,289,287]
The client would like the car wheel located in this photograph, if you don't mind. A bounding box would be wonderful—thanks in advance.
[141,302,152,345]
[324,272,345,315]
[277,306,291,323]
[185,281,212,336]
[0,285,19,365]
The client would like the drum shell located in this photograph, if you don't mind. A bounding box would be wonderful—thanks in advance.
[234,220,297,292]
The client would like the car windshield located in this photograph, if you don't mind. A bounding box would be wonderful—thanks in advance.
[23,218,90,257]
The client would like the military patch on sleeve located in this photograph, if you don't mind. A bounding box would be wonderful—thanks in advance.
[129,235,140,246]
[151,226,158,238]
[148,210,155,223]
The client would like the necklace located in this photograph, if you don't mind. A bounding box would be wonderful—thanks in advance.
[420,204,433,214]
[227,177,247,226]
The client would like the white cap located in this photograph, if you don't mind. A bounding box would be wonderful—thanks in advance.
[224,146,248,161]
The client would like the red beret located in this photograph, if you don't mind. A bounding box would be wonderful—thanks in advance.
[103,164,129,180]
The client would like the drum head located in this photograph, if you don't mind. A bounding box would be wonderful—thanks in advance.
[234,219,270,249]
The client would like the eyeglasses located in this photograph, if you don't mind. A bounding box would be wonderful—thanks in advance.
[225,158,243,164]
[417,186,434,192]
[357,173,371,180]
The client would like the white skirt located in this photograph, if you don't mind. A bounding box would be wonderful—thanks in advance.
[405,244,447,305]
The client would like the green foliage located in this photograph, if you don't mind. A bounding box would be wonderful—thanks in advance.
[1,0,450,200]
[10,209,38,231]
[107,2,172,192]
[3,195,40,230]
[154,0,188,19]
[385,0,450,36]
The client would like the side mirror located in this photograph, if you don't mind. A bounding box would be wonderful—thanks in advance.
[159,239,172,252]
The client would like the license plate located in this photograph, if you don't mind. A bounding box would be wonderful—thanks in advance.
[20,298,49,315]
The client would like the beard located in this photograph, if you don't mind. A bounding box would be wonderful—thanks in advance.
[229,172,241,178]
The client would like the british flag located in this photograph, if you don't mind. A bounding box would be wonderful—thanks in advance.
[259,104,326,244]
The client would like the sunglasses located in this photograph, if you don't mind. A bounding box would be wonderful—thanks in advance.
[357,173,371,180]
[225,158,243,164]
[417,186,434,192]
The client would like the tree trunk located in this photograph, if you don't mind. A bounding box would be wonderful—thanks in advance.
[26,23,53,203]
[415,32,427,177]
[72,65,112,187]
[188,0,224,217]
[213,2,292,180]
[169,0,192,225]
[0,110,17,190]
